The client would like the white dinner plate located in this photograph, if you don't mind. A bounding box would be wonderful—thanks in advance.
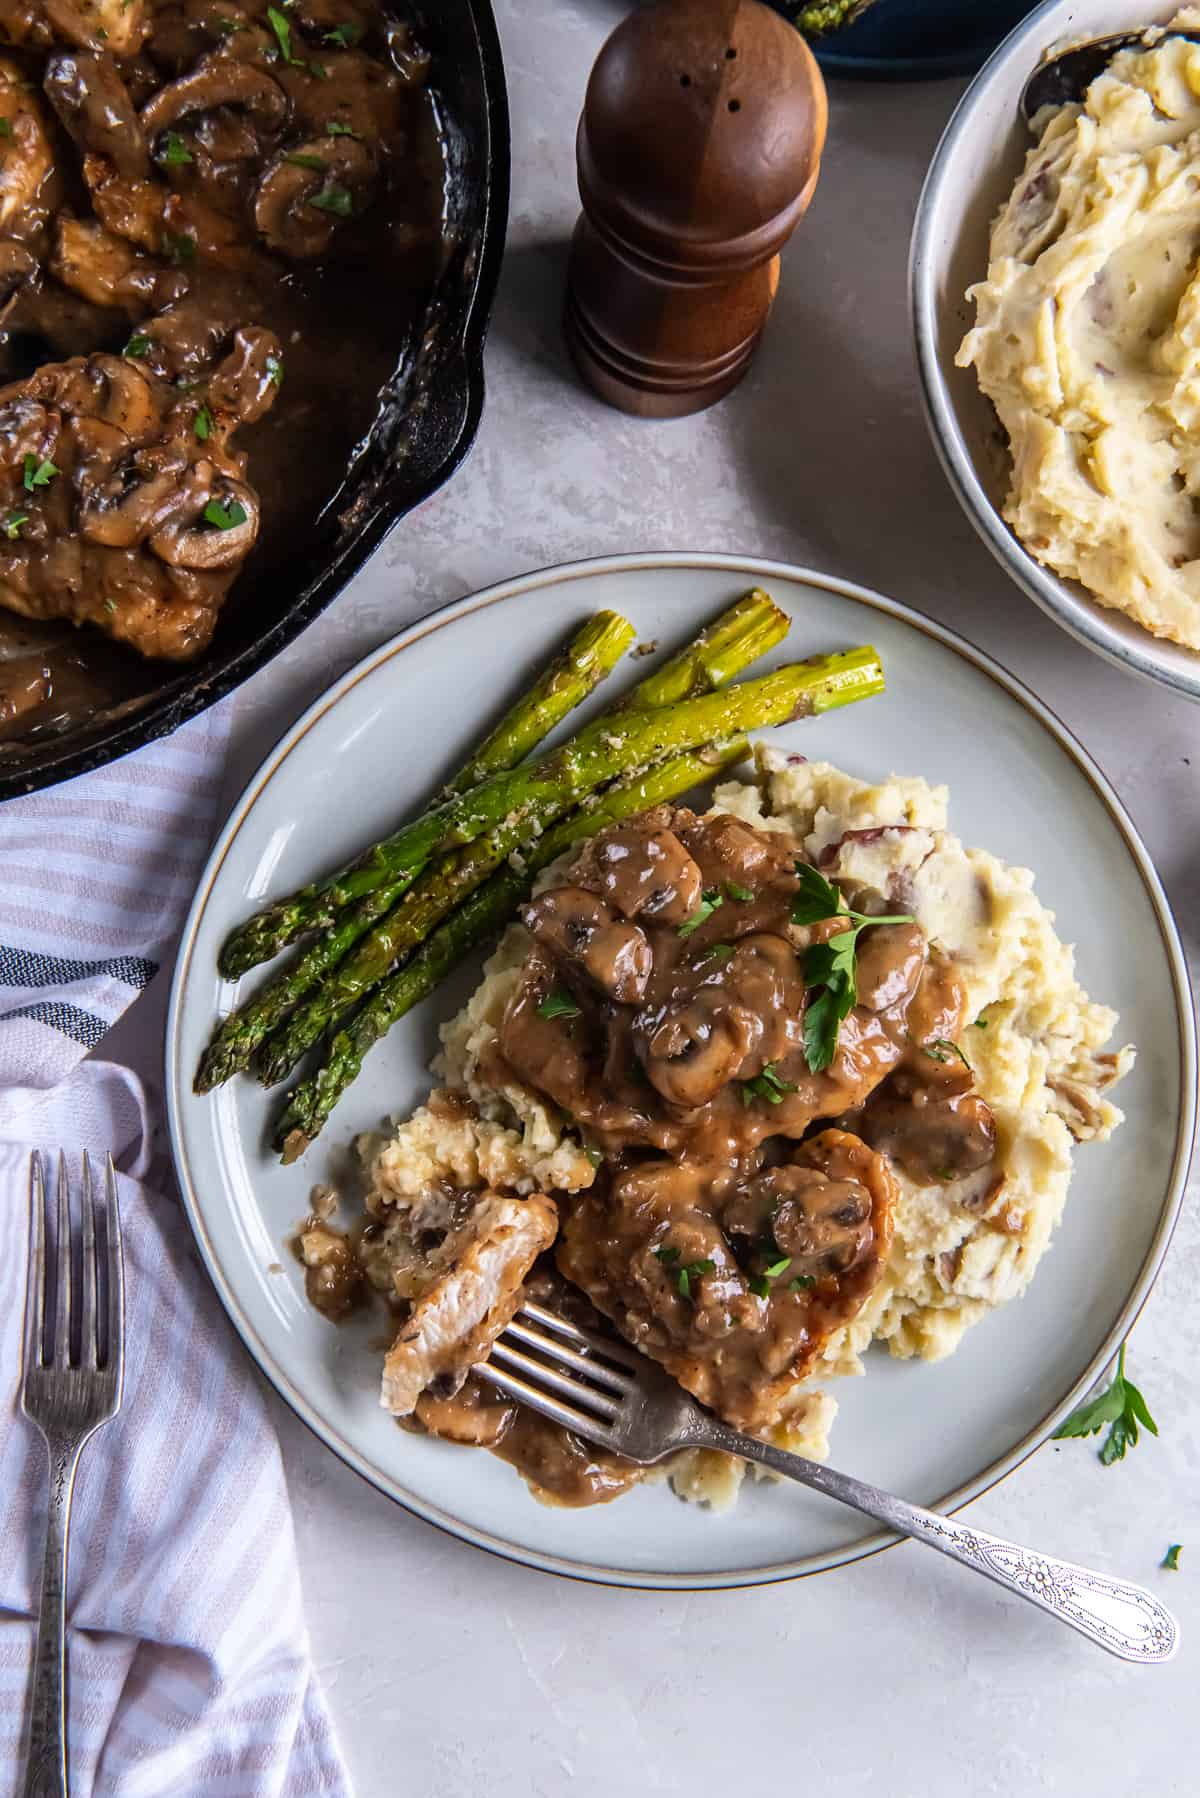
[165,554,1195,1589]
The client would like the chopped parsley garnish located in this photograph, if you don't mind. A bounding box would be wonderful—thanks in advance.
[211,15,247,34]
[974,1015,989,1029]
[323,22,361,45]
[1163,1544,1182,1571]
[265,352,284,388]
[287,152,327,170]
[308,182,354,216]
[325,119,358,136]
[677,887,723,938]
[193,403,213,441]
[654,1245,714,1300]
[103,596,118,613]
[1052,1343,1158,1466]
[3,511,28,538]
[22,454,57,491]
[725,880,754,902]
[309,61,330,79]
[749,1255,792,1298]
[124,333,152,357]
[695,941,735,969]
[163,231,196,264]
[203,497,248,531]
[536,987,580,1022]
[924,1038,971,1070]
[792,862,914,1073]
[0,118,11,139]
[267,5,302,63]
[740,1062,798,1107]
[790,1273,816,1292]
[159,131,193,166]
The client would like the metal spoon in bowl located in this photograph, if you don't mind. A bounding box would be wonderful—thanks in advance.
[1021,27,1200,122]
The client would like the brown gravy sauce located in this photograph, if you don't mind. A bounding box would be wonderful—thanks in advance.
[0,0,446,742]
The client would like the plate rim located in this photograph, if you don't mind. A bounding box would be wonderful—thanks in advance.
[164,550,1197,1591]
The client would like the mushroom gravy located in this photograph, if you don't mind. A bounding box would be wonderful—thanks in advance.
[0,0,446,738]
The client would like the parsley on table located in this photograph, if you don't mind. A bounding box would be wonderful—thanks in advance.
[1162,1544,1182,1571]
[203,497,248,531]
[924,1037,971,1070]
[654,1245,714,1300]
[3,512,28,539]
[308,182,354,216]
[740,1061,798,1107]
[22,454,57,491]
[536,988,580,1022]
[725,881,754,902]
[677,887,723,938]
[159,131,193,166]
[124,333,152,357]
[792,861,914,1073]
[1052,1343,1158,1465]
[193,403,213,441]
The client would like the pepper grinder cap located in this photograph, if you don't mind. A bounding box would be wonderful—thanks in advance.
[577,0,828,275]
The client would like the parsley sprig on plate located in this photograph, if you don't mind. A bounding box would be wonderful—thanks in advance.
[792,862,914,1072]
[1052,1342,1158,1465]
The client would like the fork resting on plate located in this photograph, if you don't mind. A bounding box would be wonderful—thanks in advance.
[480,1301,1178,1663]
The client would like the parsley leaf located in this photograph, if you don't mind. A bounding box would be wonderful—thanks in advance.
[203,497,248,530]
[1163,1543,1182,1571]
[725,880,754,902]
[193,403,213,441]
[0,118,11,139]
[695,941,735,969]
[325,119,358,136]
[677,887,723,938]
[163,231,195,264]
[653,1245,680,1267]
[1052,1343,1158,1465]
[581,1143,603,1169]
[740,1061,799,1106]
[267,5,301,63]
[974,1015,989,1029]
[676,1258,714,1300]
[792,860,914,1073]
[323,22,361,45]
[265,352,284,388]
[124,333,152,357]
[286,152,327,170]
[308,182,354,216]
[924,1038,971,1070]
[789,1273,816,1292]
[536,988,580,1022]
[22,454,57,491]
[3,511,28,538]
[763,1256,791,1278]
[159,131,193,166]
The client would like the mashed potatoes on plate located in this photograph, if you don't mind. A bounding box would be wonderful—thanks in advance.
[361,751,1131,1510]
[958,12,1200,649]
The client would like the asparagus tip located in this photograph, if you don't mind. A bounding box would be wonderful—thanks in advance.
[279,1127,309,1165]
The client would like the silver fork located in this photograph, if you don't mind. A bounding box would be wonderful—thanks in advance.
[19,1152,126,1798]
[479,1302,1178,1662]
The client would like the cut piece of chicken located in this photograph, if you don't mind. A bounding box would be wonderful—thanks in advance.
[0,55,61,239]
[0,0,149,59]
[380,1191,559,1418]
[50,215,188,315]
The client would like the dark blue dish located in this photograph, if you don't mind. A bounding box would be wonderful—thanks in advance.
[812,0,1038,78]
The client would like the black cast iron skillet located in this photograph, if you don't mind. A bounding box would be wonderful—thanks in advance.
[0,0,510,800]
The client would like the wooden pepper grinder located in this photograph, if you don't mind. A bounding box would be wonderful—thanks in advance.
[564,0,828,418]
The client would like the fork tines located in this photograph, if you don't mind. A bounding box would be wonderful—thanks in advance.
[478,1301,638,1446]
[25,1150,123,1375]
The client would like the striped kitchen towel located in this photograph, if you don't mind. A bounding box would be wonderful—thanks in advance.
[0,714,350,1796]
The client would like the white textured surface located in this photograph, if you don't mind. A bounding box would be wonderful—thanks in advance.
[113,4,1198,1792]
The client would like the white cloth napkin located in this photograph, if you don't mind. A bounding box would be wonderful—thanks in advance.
[0,713,350,1796]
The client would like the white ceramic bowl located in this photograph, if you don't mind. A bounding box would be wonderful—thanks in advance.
[910,0,1200,701]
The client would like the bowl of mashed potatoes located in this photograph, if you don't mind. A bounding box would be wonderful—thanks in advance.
[911,0,1200,700]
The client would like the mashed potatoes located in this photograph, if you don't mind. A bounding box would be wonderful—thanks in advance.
[958,13,1200,648]
[362,752,1130,1508]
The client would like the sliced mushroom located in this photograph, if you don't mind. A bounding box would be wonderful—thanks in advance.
[78,442,190,548]
[253,133,374,259]
[148,465,258,567]
[0,241,37,324]
[206,325,283,425]
[43,50,150,179]
[574,815,703,925]
[522,886,651,1004]
[140,54,288,145]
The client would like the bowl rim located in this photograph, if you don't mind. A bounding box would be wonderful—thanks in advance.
[164,548,1197,1592]
[908,0,1200,703]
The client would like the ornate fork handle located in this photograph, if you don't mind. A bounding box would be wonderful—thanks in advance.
[709,1427,1178,1664]
[23,1431,87,1798]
